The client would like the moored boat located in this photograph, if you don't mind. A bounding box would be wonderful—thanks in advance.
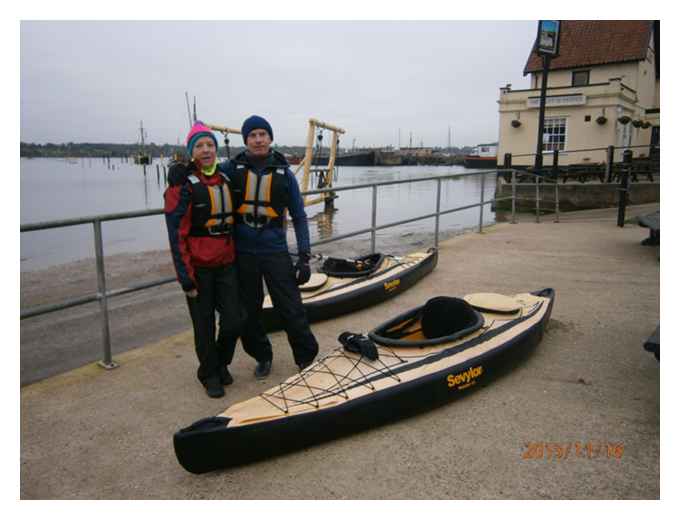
[463,155,497,169]
[261,249,438,331]
[463,142,498,169]
[173,287,555,473]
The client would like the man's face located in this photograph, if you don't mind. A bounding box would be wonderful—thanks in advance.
[191,136,217,167]
[245,128,272,158]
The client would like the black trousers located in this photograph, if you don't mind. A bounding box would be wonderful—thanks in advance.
[232,252,319,367]
[186,264,245,383]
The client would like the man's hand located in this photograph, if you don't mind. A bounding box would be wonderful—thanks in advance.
[185,289,198,298]
[295,252,312,286]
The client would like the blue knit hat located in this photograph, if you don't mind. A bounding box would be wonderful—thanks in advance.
[186,121,218,157]
[241,115,273,144]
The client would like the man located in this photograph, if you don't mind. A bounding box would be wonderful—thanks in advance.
[225,115,319,378]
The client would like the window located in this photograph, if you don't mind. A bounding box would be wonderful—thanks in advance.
[543,117,567,152]
[572,70,590,86]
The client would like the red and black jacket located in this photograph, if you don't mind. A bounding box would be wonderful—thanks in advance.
[164,163,236,292]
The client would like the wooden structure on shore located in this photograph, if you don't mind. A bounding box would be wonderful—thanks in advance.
[294,118,346,211]
[205,118,345,211]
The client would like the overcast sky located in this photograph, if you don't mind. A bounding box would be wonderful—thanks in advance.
[20,20,537,148]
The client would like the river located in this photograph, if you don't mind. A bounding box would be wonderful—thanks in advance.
[20,157,498,271]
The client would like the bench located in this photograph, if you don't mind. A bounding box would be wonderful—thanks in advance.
[637,210,660,246]
[643,324,659,361]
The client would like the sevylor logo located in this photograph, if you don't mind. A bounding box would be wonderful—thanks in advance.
[447,366,483,390]
[384,279,401,292]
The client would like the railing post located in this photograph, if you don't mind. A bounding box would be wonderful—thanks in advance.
[511,170,517,224]
[93,220,118,369]
[370,185,378,253]
[605,145,615,183]
[434,178,442,248]
[503,153,512,183]
[535,174,540,223]
[617,150,632,228]
[478,173,485,233]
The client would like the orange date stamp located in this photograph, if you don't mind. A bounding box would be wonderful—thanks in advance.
[521,442,624,460]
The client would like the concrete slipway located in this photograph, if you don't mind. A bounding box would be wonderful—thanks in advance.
[20,204,660,499]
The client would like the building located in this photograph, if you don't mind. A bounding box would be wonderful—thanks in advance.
[396,147,434,158]
[497,20,659,166]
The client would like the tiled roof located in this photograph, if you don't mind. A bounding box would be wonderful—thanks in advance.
[524,20,654,75]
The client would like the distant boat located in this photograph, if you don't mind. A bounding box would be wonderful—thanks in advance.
[463,143,498,169]
[134,120,152,165]
[284,154,303,165]
[312,150,378,167]
[133,153,152,165]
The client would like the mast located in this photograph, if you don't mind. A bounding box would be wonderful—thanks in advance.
[185,92,192,129]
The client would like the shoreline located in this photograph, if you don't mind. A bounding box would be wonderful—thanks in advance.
[20,224,482,311]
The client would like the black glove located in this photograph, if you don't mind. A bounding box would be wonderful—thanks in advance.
[167,161,195,187]
[338,332,379,361]
[295,252,312,286]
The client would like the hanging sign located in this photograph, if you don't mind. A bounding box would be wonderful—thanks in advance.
[536,20,561,57]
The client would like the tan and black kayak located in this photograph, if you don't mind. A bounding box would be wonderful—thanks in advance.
[174,288,555,473]
[261,248,438,331]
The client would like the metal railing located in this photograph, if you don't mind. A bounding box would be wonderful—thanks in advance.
[504,144,659,184]
[19,167,530,368]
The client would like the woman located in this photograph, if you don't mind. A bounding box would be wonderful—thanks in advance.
[164,121,246,398]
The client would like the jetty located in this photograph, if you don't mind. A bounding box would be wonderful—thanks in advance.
[20,203,659,499]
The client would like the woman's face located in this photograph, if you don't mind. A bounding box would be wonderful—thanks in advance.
[192,136,217,167]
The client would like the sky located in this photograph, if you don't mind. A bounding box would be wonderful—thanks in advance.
[20,20,538,149]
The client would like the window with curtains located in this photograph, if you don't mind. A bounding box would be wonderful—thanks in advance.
[542,117,567,152]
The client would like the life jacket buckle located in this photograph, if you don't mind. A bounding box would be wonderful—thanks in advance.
[243,213,271,228]
[206,223,231,236]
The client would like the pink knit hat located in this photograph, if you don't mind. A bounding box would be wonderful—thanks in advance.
[186,121,218,156]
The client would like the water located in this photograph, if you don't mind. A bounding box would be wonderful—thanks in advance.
[20,158,497,271]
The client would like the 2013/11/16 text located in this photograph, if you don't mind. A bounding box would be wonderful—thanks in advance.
[522,442,624,460]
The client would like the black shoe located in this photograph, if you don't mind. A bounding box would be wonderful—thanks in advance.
[219,366,234,386]
[298,359,314,371]
[254,360,272,380]
[204,376,225,398]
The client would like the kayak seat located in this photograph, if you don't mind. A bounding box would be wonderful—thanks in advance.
[320,253,384,278]
[369,296,484,347]
[421,297,481,339]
